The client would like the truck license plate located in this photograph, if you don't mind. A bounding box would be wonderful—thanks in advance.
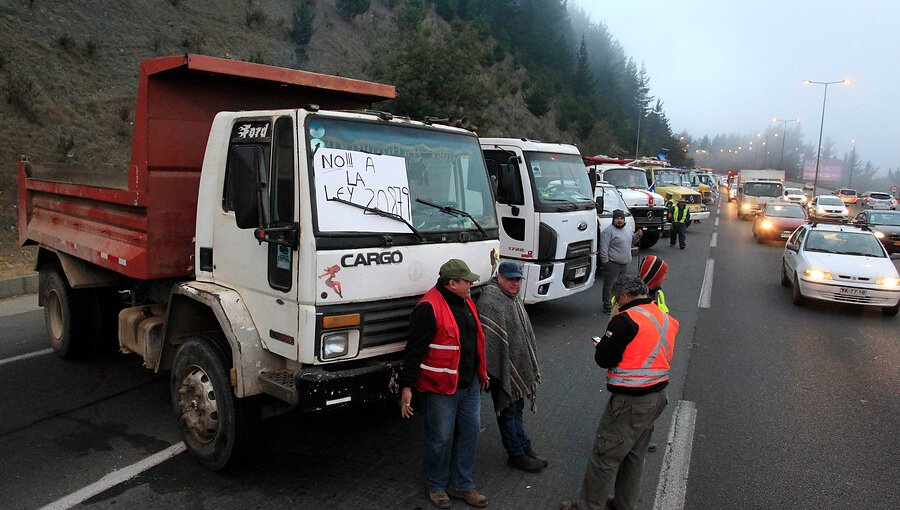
[839,287,867,296]
[574,267,587,278]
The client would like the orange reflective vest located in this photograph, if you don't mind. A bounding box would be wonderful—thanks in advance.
[415,287,488,394]
[607,303,679,389]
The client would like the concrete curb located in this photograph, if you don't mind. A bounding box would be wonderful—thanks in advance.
[0,274,38,300]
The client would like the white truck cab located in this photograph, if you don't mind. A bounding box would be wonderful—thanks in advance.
[480,139,596,303]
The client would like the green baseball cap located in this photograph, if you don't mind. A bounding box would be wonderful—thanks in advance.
[439,259,480,282]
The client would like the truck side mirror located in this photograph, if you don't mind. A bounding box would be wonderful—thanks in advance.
[588,167,598,191]
[595,195,604,214]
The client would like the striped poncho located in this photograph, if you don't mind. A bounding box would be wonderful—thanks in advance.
[476,279,541,414]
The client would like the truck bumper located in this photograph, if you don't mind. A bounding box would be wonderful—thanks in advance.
[518,255,595,304]
[259,358,403,412]
[691,210,710,221]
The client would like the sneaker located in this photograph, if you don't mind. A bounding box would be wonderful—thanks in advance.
[427,490,451,509]
[447,487,488,508]
[648,443,658,453]
[525,448,549,467]
[680,246,685,249]
[508,453,544,472]
[602,306,612,314]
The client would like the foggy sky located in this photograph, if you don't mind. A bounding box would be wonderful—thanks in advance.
[571,1,900,174]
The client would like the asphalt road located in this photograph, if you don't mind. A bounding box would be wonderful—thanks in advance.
[0,202,895,509]
[683,200,899,510]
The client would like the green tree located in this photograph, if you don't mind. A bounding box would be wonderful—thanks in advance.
[336,0,370,18]
[290,0,315,45]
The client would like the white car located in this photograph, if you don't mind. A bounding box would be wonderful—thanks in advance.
[595,181,636,233]
[807,195,849,222]
[781,223,900,315]
[781,187,807,205]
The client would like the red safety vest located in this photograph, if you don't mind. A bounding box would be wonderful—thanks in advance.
[607,303,679,389]
[415,287,488,395]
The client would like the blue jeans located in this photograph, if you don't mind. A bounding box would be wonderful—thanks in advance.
[422,382,482,492]
[490,384,531,456]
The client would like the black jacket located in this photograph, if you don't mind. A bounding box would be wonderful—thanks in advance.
[400,283,479,390]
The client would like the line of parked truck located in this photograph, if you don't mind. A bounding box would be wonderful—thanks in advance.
[16,54,701,469]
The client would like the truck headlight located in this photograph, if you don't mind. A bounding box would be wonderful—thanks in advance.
[873,230,885,239]
[741,203,751,211]
[322,332,350,359]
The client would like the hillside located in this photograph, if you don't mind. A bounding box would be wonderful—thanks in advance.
[0,0,670,279]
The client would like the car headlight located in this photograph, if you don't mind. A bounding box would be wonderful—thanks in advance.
[817,207,826,214]
[760,220,773,229]
[741,203,751,211]
[873,230,885,239]
[804,268,833,281]
[841,207,849,215]
[322,331,350,359]
[876,276,899,287]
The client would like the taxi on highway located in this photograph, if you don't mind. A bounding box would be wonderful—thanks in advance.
[781,223,900,315]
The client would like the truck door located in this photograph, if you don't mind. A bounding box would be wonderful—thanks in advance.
[482,148,536,261]
[214,115,300,360]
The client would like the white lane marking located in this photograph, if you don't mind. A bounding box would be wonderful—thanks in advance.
[698,259,714,309]
[710,232,717,248]
[0,348,53,367]
[40,442,187,510]
[714,217,719,227]
[653,400,697,510]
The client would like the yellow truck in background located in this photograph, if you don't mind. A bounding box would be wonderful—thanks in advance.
[628,158,710,223]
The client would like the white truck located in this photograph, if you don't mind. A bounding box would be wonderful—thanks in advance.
[18,55,500,470]
[736,169,786,219]
[583,158,670,249]
[480,139,596,303]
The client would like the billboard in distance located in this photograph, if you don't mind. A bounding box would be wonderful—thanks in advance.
[802,158,843,181]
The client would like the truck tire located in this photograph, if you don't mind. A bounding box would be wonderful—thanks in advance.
[42,269,91,358]
[171,334,259,471]
[638,230,661,249]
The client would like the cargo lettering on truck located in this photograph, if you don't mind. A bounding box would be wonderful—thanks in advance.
[341,251,404,267]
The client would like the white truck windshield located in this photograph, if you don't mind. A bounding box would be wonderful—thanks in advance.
[602,169,650,189]
[308,117,497,235]
[743,182,783,197]
[526,152,595,208]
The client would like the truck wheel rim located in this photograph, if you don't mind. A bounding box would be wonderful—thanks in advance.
[47,289,64,340]
[177,364,219,443]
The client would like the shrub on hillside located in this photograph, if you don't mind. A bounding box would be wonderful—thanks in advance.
[4,70,40,121]
[246,6,266,28]
[337,0,370,18]
[290,0,316,45]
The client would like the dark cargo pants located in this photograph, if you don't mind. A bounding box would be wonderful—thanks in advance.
[580,388,668,510]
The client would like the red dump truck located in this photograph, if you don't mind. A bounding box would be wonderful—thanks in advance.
[18,54,500,469]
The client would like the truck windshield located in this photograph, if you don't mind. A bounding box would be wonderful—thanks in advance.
[602,169,649,189]
[654,170,683,187]
[743,182,784,197]
[307,117,497,235]
[525,152,595,210]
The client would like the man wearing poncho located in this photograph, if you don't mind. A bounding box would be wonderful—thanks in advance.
[476,261,546,473]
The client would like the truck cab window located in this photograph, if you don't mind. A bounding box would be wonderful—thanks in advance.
[268,117,296,292]
[483,150,525,206]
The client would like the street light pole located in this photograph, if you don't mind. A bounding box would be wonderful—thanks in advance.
[634,106,643,159]
[773,117,799,172]
[804,79,850,197]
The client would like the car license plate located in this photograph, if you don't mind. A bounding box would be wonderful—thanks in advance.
[894,240,900,247]
[780,232,791,238]
[839,287,867,296]
[574,267,587,278]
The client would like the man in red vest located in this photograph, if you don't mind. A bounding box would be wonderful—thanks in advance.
[562,274,679,510]
[400,259,491,509]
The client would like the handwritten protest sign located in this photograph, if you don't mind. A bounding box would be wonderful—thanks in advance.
[314,148,412,233]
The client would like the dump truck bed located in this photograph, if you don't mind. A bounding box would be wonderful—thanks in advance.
[18,54,395,280]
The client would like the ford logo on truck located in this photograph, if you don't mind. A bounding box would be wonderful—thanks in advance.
[341,251,404,267]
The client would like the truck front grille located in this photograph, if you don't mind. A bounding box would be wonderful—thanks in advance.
[683,194,701,205]
[318,295,420,350]
[630,207,666,226]
[566,240,593,259]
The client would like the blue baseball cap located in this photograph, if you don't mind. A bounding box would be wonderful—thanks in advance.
[497,261,524,279]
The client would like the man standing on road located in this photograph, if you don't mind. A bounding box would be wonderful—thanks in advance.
[476,261,546,473]
[669,197,690,249]
[561,274,679,510]
[600,209,642,314]
[400,259,491,509]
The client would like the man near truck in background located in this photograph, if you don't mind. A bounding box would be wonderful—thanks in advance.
[670,197,690,249]
[600,210,642,314]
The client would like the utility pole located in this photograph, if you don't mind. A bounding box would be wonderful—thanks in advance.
[774,118,799,172]
[848,139,856,188]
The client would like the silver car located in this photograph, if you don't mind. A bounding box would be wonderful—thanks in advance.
[858,191,897,210]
